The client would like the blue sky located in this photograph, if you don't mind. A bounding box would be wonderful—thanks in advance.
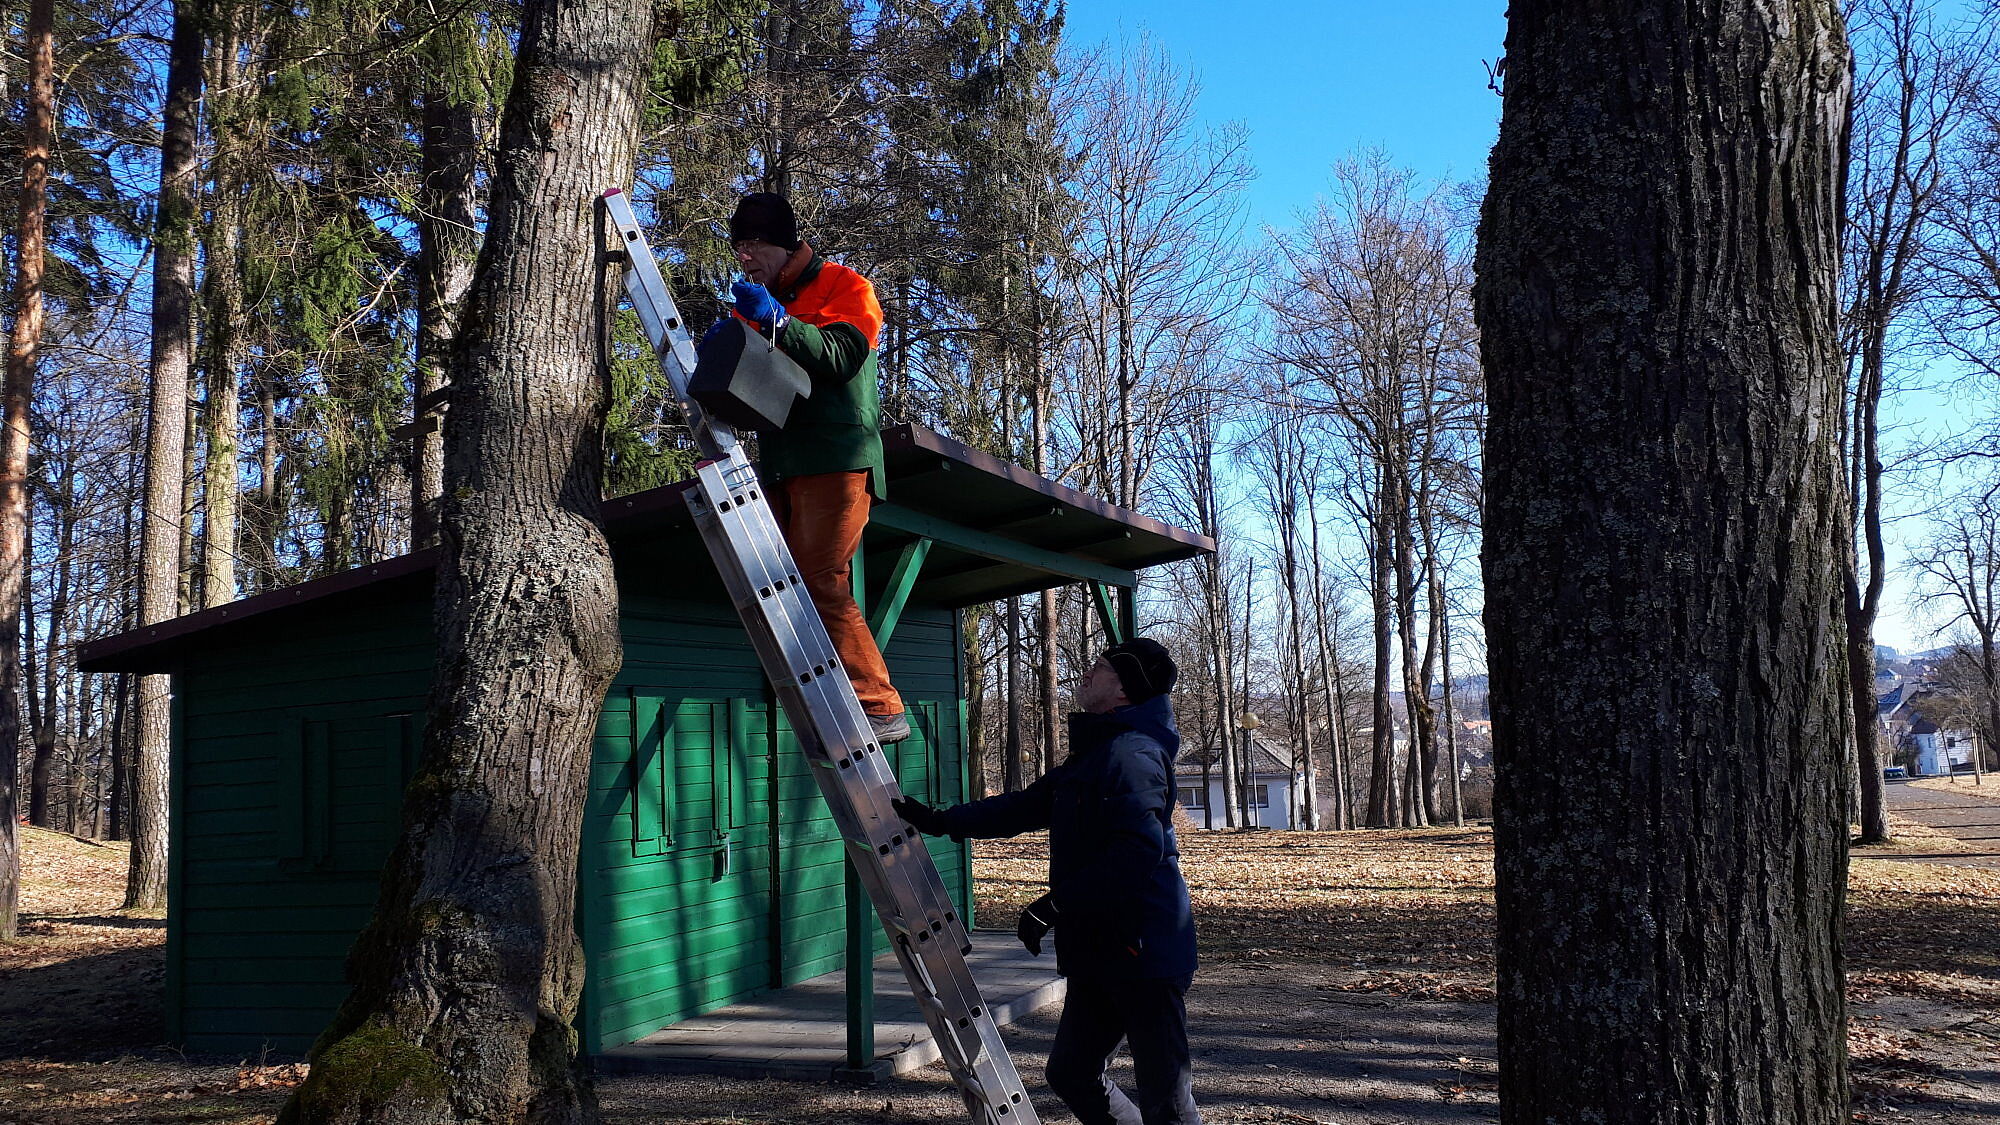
[1061,2,1509,233]
[1063,1,1985,655]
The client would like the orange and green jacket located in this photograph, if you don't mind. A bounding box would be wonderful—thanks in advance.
[751,244,887,498]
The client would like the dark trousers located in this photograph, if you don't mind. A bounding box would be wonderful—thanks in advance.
[1045,974,1199,1125]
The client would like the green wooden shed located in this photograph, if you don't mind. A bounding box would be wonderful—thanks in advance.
[80,425,1209,1061]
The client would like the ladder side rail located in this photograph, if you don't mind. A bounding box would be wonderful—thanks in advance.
[695,498,1020,1104]
[690,486,956,938]
[603,188,734,460]
[694,462,918,829]
[694,487,1004,1030]
[686,406,997,985]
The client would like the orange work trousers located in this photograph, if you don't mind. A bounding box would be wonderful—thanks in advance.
[770,470,905,718]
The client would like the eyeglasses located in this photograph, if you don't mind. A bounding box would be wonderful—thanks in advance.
[732,239,776,255]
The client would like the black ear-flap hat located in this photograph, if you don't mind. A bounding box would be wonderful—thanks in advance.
[728,192,800,251]
[1103,637,1178,704]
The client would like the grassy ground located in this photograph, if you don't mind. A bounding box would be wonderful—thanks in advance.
[1906,776,2000,802]
[4,821,1997,1122]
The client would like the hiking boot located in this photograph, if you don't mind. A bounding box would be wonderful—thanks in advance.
[869,711,913,744]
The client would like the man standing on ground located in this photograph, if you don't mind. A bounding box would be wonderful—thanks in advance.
[712,191,909,744]
[895,637,1200,1125]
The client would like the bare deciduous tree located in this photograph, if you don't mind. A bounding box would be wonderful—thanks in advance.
[1840,0,1984,843]
[1910,477,2000,768]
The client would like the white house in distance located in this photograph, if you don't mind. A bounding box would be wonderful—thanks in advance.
[1880,686,1982,775]
[1174,737,1303,829]
[1906,716,1980,776]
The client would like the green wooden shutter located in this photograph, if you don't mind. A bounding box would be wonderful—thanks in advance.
[277,718,334,871]
[627,694,758,859]
[889,702,943,803]
[631,691,671,855]
[719,699,747,835]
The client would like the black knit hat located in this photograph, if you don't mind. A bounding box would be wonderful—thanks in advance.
[728,192,800,251]
[1103,637,1177,703]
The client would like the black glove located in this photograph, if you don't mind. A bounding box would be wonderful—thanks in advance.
[893,795,948,836]
[1017,893,1057,956]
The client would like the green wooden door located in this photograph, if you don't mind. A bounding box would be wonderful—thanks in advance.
[581,688,774,1052]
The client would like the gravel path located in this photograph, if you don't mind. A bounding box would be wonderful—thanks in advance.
[1883,779,2000,868]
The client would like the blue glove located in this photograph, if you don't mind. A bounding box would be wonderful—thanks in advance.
[698,317,731,353]
[730,281,786,334]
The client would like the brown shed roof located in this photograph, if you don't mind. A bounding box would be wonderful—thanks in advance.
[80,425,1211,673]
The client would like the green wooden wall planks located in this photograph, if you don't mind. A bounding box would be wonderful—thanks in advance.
[166,587,970,1058]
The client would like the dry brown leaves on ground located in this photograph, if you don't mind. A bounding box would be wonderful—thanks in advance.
[0,1059,302,1125]
[1846,859,2000,1010]
[2,827,157,979]
[977,825,2000,1000]
[1848,1021,1950,1105]
[978,827,1497,996]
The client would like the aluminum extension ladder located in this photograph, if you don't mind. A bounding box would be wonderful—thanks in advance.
[602,188,1039,1125]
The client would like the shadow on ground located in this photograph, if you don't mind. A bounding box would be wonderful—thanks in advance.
[0,940,166,1059]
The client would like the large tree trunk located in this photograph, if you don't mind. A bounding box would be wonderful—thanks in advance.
[964,606,989,799]
[280,2,653,1120]
[1278,499,1318,830]
[23,524,52,827]
[1477,3,1852,1122]
[1210,572,1240,828]
[1438,573,1464,827]
[0,0,54,940]
[1844,321,1890,844]
[1307,484,1350,830]
[249,368,282,590]
[128,0,204,915]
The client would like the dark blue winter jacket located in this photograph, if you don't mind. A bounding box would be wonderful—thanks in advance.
[935,694,1198,981]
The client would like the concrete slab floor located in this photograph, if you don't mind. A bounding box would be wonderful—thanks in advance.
[594,930,1065,1084]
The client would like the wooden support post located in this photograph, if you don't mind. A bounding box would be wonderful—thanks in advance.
[1092,582,1128,645]
[868,538,932,648]
[844,541,875,1073]
[844,855,875,1072]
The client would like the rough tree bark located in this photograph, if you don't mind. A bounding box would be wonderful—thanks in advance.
[1391,461,1434,827]
[128,0,204,914]
[1306,476,1349,829]
[278,1,654,1121]
[1003,596,1024,792]
[198,1,258,610]
[1477,3,1852,1122]
[0,0,54,939]
[24,465,75,828]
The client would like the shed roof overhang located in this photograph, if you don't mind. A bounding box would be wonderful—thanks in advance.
[80,424,1212,673]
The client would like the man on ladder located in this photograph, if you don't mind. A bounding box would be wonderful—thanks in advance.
[710,191,910,744]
